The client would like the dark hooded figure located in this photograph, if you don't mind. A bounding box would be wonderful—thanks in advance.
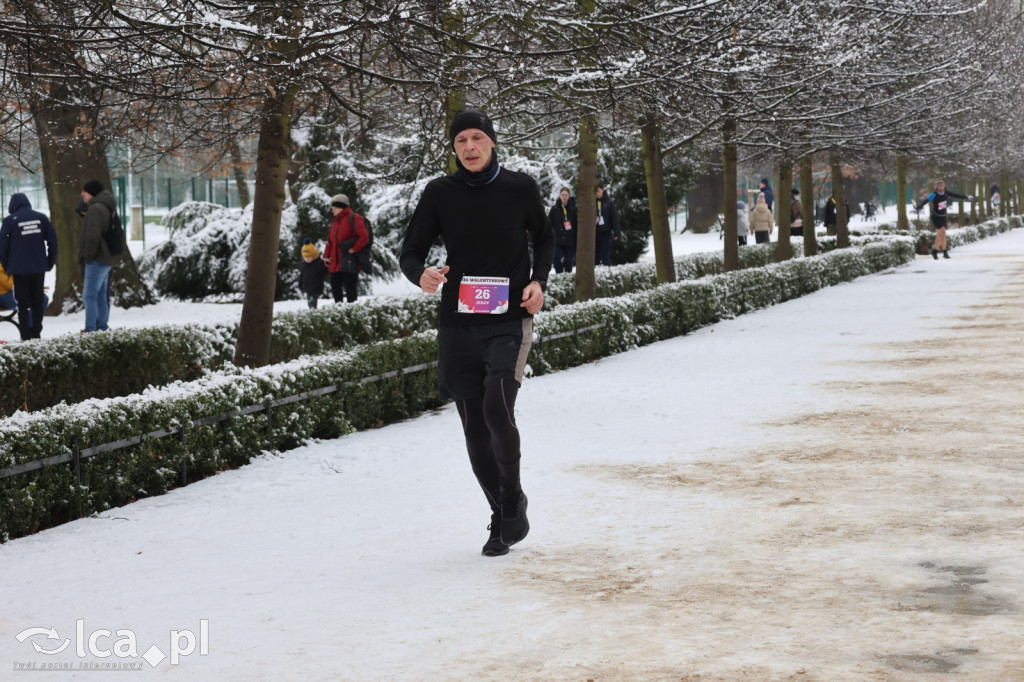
[758,177,774,212]
[0,193,58,339]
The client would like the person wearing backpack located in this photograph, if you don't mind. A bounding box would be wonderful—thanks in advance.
[323,193,371,303]
[79,179,117,332]
[0,193,58,339]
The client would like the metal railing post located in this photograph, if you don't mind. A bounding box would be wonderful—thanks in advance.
[179,417,188,486]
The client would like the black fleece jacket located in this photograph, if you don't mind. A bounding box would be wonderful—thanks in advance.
[401,168,554,327]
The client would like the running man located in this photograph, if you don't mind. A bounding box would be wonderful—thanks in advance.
[915,180,973,259]
[400,109,555,557]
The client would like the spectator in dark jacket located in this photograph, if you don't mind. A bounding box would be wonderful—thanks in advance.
[0,193,58,339]
[80,179,118,332]
[758,178,774,212]
[548,187,577,273]
[790,188,803,237]
[823,194,849,236]
[594,185,621,266]
[299,238,328,308]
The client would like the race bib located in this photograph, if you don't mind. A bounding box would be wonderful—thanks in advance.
[938,200,947,211]
[458,276,510,314]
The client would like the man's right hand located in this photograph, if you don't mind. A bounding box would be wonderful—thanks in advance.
[419,265,450,294]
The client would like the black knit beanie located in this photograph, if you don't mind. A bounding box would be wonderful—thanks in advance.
[448,110,496,148]
[83,179,104,196]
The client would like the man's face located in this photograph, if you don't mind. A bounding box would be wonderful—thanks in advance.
[81,191,94,203]
[937,183,945,192]
[560,189,570,204]
[453,128,494,173]
[596,188,604,199]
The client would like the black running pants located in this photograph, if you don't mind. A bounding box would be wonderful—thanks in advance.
[456,377,521,515]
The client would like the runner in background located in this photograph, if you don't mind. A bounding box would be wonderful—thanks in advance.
[915,180,973,259]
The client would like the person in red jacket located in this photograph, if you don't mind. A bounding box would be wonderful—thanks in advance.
[323,194,370,303]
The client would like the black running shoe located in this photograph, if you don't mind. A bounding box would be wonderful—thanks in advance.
[931,249,939,260]
[482,514,509,557]
[943,250,950,259]
[500,491,529,546]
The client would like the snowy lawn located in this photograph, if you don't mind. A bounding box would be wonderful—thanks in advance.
[1,219,1022,680]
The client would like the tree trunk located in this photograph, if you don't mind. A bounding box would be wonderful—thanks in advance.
[574,113,598,303]
[31,95,154,314]
[970,178,979,223]
[977,178,986,221]
[443,8,467,176]
[445,86,467,176]
[896,154,909,230]
[641,112,674,285]
[800,156,816,257]
[831,152,849,248]
[776,157,793,262]
[722,116,739,272]
[230,136,252,208]
[234,85,297,367]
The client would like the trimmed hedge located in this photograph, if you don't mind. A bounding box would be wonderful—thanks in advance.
[0,296,439,416]
[0,332,441,541]
[545,240,779,305]
[530,239,917,373]
[1,238,923,541]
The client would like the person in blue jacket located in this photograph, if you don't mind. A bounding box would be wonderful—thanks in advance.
[914,180,972,259]
[0,194,58,339]
[758,177,774,212]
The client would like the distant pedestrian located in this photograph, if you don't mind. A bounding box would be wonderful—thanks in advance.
[548,187,577,273]
[990,183,1001,209]
[914,180,972,259]
[750,192,774,244]
[299,238,328,309]
[790,188,803,237]
[736,201,749,246]
[823,193,849,236]
[594,185,621,266]
[79,179,117,332]
[323,194,371,303]
[758,178,774,212]
[0,193,58,339]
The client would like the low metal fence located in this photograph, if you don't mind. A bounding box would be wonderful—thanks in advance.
[0,361,437,483]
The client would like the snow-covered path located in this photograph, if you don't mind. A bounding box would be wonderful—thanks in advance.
[2,229,1023,680]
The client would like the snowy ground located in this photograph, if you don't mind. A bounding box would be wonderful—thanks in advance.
[3,212,1023,681]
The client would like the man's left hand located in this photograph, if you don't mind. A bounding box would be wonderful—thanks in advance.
[521,281,544,315]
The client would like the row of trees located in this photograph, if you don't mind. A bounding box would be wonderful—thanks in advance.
[2,1,1022,366]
